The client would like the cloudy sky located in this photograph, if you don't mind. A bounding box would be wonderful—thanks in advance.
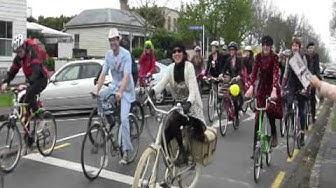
[27,0,335,60]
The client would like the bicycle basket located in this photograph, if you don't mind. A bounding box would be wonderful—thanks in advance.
[0,92,14,114]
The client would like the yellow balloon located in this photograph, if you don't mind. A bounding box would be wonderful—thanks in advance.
[229,84,240,97]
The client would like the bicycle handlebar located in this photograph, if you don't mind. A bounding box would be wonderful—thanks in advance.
[254,97,276,111]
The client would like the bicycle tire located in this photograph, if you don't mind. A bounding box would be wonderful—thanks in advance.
[207,89,215,123]
[132,147,158,188]
[81,123,107,180]
[0,121,22,173]
[266,136,272,167]
[36,111,57,156]
[253,146,261,183]
[127,113,140,163]
[219,100,227,136]
[286,114,295,158]
[176,163,202,188]
[131,101,145,134]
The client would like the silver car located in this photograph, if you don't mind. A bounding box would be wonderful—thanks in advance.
[323,63,336,78]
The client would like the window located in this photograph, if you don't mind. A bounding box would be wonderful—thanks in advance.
[0,21,13,56]
[167,17,171,31]
[173,18,177,32]
[80,63,101,79]
[56,65,80,81]
[74,34,80,49]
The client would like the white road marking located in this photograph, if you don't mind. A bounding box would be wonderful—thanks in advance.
[24,153,178,188]
[56,117,90,122]
[56,132,86,143]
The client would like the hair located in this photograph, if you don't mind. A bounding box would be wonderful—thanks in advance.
[261,35,274,46]
[291,38,302,48]
[306,42,315,49]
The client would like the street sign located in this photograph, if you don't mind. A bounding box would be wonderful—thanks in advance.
[188,25,203,30]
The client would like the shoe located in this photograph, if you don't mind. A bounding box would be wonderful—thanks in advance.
[119,151,128,165]
[271,135,278,148]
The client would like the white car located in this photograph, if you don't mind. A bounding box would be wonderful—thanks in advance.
[40,60,111,111]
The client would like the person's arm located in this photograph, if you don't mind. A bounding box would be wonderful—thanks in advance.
[281,59,290,89]
[2,56,21,85]
[153,64,171,94]
[319,81,336,101]
[272,55,279,90]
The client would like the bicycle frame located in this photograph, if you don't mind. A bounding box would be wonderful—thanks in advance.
[144,95,193,185]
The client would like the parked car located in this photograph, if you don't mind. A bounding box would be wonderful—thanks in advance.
[40,60,111,111]
[323,63,336,78]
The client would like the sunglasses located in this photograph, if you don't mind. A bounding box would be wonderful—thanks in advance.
[145,46,151,49]
[173,49,182,54]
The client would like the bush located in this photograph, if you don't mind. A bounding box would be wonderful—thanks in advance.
[132,48,143,59]
[154,49,165,60]
[44,57,55,71]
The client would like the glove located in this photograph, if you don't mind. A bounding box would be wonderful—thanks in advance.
[182,101,192,114]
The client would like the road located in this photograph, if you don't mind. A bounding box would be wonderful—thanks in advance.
[1,95,323,188]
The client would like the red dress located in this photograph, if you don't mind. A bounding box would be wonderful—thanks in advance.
[249,51,280,109]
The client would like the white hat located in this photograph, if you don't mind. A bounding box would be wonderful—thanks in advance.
[244,46,252,51]
[211,41,219,47]
[108,28,121,40]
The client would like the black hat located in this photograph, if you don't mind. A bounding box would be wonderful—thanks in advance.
[261,35,274,46]
[306,42,315,49]
[171,41,186,51]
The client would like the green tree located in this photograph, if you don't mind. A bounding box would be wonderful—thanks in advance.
[133,6,165,28]
[178,0,253,44]
[151,28,182,57]
[36,15,74,31]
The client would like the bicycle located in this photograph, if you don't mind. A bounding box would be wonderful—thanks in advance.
[0,87,57,173]
[204,77,220,123]
[253,97,274,183]
[286,91,306,158]
[81,93,140,180]
[132,94,201,188]
[218,76,240,136]
[242,94,255,113]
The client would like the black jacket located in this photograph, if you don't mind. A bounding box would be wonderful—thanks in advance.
[306,53,320,79]
[206,52,229,77]
[222,55,243,78]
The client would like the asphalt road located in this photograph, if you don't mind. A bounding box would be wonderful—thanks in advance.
[0,95,323,188]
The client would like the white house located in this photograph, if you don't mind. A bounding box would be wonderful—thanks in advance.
[0,0,27,71]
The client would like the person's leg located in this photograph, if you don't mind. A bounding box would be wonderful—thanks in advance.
[267,114,278,147]
[97,86,114,116]
[120,99,133,153]
[24,78,48,114]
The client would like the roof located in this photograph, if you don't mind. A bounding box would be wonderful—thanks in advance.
[65,8,150,28]
[27,22,72,37]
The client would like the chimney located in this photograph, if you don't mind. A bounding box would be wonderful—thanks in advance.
[120,0,129,11]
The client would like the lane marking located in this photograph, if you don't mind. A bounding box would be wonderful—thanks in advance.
[56,132,86,143]
[53,143,71,150]
[271,171,285,188]
[23,153,178,187]
[287,149,299,162]
[56,117,89,122]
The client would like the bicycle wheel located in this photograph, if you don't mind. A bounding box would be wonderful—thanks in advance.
[266,136,272,166]
[132,147,158,188]
[87,108,99,131]
[296,125,301,150]
[36,111,57,156]
[175,163,202,188]
[207,89,215,123]
[280,118,285,138]
[127,114,140,163]
[81,123,107,180]
[286,114,295,158]
[253,145,262,183]
[219,100,227,136]
[0,121,22,173]
[131,101,145,134]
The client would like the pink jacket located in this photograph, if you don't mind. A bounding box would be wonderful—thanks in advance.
[320,81,336,101]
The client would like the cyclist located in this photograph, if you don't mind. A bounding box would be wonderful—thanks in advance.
[306,42,320,123]
[1,34,49,133]
[138,40,156,86]
[206,41,227,78]
[191,46,205,93]
[93,28,135,165]
[281,38,307,147]
[221,41,244,125]
[150,41,206,166]
[245,36,280,158]
[243,45,254,76]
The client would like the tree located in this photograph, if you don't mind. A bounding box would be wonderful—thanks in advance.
[36,15,74,31]
[178,0,253,45]
[151,28,182,56]
[133,6,165,28]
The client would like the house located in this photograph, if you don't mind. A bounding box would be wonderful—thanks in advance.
[64,7,154,57]
[27,22,73,58]
[160,7,179,33]
[0,0,27,72]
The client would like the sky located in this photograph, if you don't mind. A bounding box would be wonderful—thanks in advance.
[27,0,336,60]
